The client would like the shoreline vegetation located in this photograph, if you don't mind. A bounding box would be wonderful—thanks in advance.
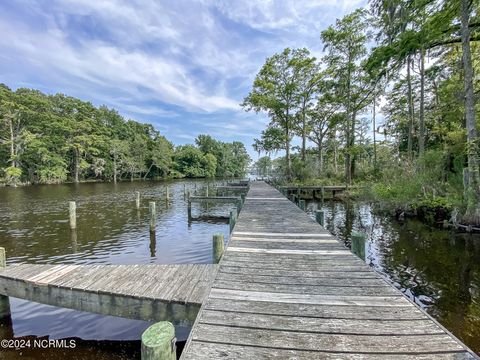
[249,1,480,228]
[0,84,250,186]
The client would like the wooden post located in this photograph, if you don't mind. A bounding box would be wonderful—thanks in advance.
[141,321,176,360]
[136,191,141,210]
[316,210,325,227]
[149,202,156,233]
[166,187,169,200]
[206,185,209,197]
[183,184,187,198]
[69,201,77,230]
[351,231,366,261]
[213,234,224,263]
[321,186,325,202]
[230,209,237,232]
[0,247,5,268]
[299,199,306,211]
[187,192,192,220]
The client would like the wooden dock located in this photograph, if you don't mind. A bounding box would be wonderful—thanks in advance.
[181,181,478,359]
[0,264,217,326]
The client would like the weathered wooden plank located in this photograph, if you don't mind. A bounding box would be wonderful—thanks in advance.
[209,289,410,307]
[215,272,388,287]
[227,247,351,255]
[183,341,474,360]
[191,324,466,353]
[199,310,444,335]
[218,266,378,278]
[203,298,428,320]
[212,280,401,297]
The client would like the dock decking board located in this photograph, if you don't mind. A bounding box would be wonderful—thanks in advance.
[181,181,478,359]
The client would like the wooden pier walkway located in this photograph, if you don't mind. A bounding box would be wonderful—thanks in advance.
[0,264,217,326]
[181,181,478,359]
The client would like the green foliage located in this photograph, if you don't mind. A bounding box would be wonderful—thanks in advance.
[0,85,249,183]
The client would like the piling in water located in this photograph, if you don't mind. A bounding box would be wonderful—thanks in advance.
[166,187,169,200]
[299,199,306,211]
[187,192,192,219]
[136,191,141,209]
[213,234,224,263]
[0,247,5,268]
[69,201,76,230]
[351,231,366,261]
[316,210,325,227]
[141,321,176,360]
[149,202,156,232]
[229,209,237,233]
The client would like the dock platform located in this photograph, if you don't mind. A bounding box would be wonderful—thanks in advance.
[181,181,477,359]
[0,264,217,326]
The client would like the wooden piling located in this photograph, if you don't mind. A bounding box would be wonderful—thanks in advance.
[149,202,156,232]
[166,187,170,200]
[187,192,192,220]
[0,247,5,268]
[69,201,76,230]
[136,191,141,210]
[351,231,366,261]
[321,186,325,202]
[299,199,306,211]
[316,210,325,227]
[229,209,237,232]
[206,185,209,197]
[141,321,176,360]
[213,234,224,263]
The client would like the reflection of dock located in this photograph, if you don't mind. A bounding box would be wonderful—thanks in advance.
[181,181,478,359]
[0,264,217,326]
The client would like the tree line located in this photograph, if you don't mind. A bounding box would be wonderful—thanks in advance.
[0,85,250,185]
[246,0,480,224]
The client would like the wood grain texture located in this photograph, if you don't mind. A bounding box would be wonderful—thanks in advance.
[181,181,478,359]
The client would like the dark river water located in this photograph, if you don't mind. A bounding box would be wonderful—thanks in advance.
[0,181,479,358]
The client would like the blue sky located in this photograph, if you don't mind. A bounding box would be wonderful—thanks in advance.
[0,0,367,159]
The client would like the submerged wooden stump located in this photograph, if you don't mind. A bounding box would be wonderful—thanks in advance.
[141,321,176,360]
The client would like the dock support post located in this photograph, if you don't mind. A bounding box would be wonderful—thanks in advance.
[316,210,325,227]
[0,248,11,326]
[229,209,237,233]
[183,184,186,198]
[141,321,176,360]
[321,186,325,202]
[299,199,306,211]
[69,201,77,230]
[136,191,141,210]
[213,234,224,263]
[166,187,169,200]
[0,247,5,268]
[187,192,192,220]
[351,231,366,261]
[149,202,156,232]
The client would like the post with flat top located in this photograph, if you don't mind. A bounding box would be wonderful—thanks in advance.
[0,247,11,327]
[316,210,325,227]
[351,231,366,261]
[230,209,237,233]
[69,201,77,230]
[141,321,176,360]
[299,199,306,211]
[136,191,141,210]
[149,202,156,233]
[213,234,224,264]
[187,192,192,220]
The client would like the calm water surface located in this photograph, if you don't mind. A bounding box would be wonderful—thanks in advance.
[306,200,480,355]
[0,182,479,358]
[0,179,233,359]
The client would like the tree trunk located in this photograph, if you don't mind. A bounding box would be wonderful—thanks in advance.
[285,115,292,180]
[373,98,377,172]
[301,106,307,162]
[74,148,79,183]
[113,155,117,183]
[461,0,480,224]
[418,47,426,155]
[318,141,324,174]
[9,117,15,168]
[407,55,414,159]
